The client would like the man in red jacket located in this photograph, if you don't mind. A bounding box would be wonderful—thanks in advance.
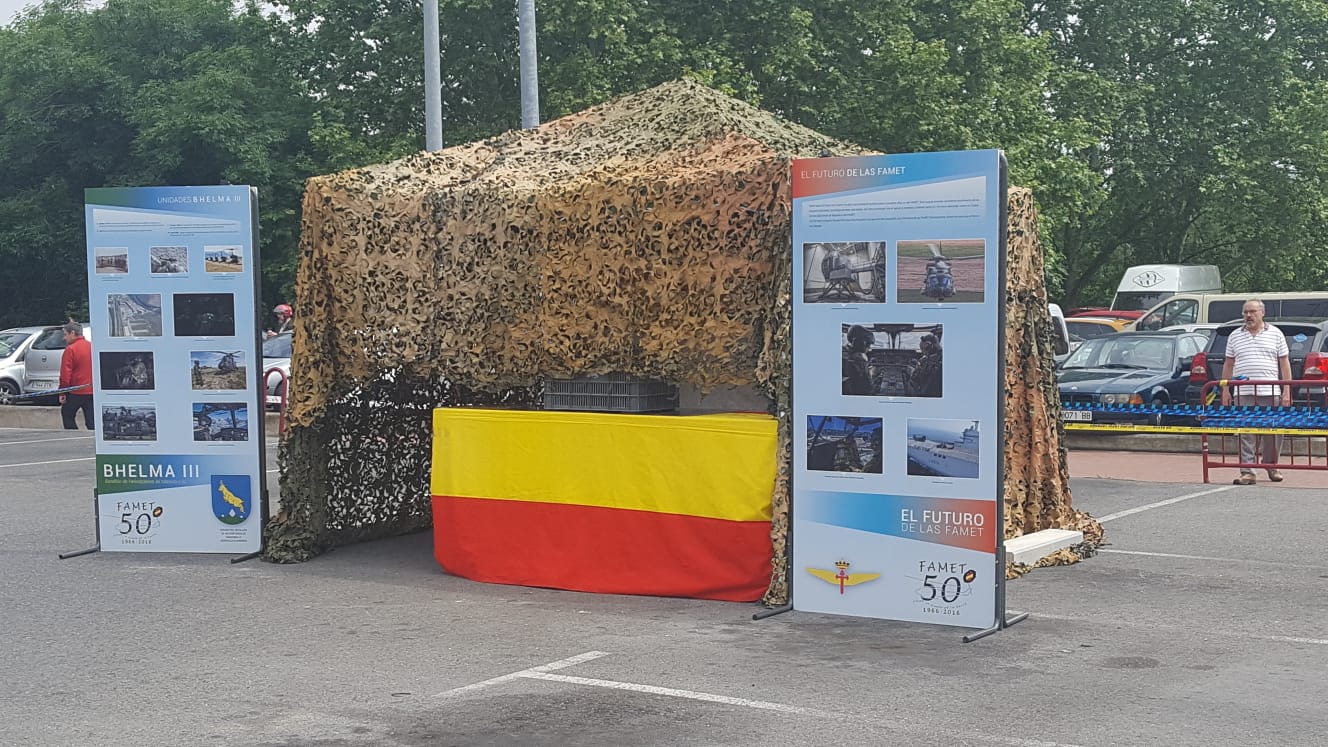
[59,322,93,430]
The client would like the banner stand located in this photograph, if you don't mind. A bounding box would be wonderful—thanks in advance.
[58,489,102,559]
[961,547,1028,642]
[228,486,270,564]
[784,150,1029,640]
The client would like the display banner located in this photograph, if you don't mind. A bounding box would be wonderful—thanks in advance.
[85,186,264,553]
[790,151,1007,628]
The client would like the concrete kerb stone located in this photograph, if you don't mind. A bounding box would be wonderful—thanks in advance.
[1064,431,1199,454]
[1064,429,1326,456]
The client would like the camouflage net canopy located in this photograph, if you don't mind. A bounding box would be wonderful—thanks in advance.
[269,79,1101,602]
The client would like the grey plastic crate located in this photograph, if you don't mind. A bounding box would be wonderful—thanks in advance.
[543,374,679,413]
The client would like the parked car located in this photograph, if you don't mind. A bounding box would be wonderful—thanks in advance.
[0,326,53,401]
[1159,322,1220,344]
[263,331,292,409]
[1184,319,1328,407]
[22,324,93,400]
[1066,317,1130,342]
[1058,331,1209,425]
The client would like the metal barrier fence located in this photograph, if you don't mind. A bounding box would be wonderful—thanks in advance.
[1060,378,1328,483]
[263,366,289,435]
[1197,379,1328,483]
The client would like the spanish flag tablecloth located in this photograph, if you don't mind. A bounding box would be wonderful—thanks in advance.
[430,408,778,601]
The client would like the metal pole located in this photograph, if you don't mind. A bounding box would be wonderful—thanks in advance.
[517,0,539,129]
[423,0,443,150]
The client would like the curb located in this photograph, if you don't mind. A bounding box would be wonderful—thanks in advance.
[1063,431,1198,454]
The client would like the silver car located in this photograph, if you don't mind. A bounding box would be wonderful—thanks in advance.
[22,324,93,398]
[262,331,292,409]
[0,326,55,400]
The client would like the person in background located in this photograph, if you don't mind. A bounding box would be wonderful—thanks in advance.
[1221,298,1291,484]
[59,321,93,430]
[266,304,293,339]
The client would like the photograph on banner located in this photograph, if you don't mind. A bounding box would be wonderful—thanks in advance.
[906,418,980,479]
[98,351,156,391]
[106,293,162,337]
[190,350,247,390]
[95,247,129,275]
[192,402,249,442]
[204,244,244,273]
[841,323,943,398]
[896,239,985,303]
[173,293,235,337]
[807,415,883,473]
[102,405,158,441]
[802,241,886,304]
[149,245,189,276]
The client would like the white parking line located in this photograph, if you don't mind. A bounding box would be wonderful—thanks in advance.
[0,435,95,446]
[1032,612,1328,646]
[1100,548,1328,571]
[0,457,96,468]
[1097,485,1233,523]
[437,651,1083,747]
[434,651,610,698]
[523,671,827,715]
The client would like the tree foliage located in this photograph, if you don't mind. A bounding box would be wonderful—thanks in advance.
[0,0,318,325]
[1,0,1326,323]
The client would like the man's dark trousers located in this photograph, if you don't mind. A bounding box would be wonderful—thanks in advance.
[62,394,94,430]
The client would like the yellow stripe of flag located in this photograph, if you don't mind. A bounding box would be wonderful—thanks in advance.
[431,408,776,522]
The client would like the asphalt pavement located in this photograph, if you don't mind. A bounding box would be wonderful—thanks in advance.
[2,425,1327,746]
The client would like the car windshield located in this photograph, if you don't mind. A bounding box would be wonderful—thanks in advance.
[0,331,31,357]
[1066,321,1117,340]
[1061,336,1177,371]
[263,333,291,358]
[1112,291,1173,312]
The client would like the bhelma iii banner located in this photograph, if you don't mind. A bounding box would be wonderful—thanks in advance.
[85,185,264,553]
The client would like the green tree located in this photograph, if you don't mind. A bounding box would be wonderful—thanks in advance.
[1032,0,1328,305]
[0,0,319,326]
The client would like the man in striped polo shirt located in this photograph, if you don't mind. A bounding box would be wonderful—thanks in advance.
[1220,299,1291,484]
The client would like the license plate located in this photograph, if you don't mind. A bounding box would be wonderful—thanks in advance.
[27,380,55,390]
[1061,409,1092,422]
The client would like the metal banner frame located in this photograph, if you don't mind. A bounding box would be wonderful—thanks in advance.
[63,186,268,557]
[782,151,1021,638]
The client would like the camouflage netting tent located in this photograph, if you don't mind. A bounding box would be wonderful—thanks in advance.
[268,79,1101,602]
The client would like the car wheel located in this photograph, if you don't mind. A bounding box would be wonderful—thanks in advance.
[0,380,18,404]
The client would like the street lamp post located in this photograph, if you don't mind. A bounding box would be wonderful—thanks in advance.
[518,0,539,129]
[423,0,443,151]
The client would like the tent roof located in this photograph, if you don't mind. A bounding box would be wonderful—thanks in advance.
[318,79,867,196]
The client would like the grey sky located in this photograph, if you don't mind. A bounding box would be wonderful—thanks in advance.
[1,0,36,25]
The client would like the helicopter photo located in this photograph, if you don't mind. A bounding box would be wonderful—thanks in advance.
[896,239,986,303]
[189,350,247,390]
[193,402,249,441]
[806,415,883,474]
[841,322,944,398]
[801,242,887,304]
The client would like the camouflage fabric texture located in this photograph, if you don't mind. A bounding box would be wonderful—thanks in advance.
[268,80,1098,603]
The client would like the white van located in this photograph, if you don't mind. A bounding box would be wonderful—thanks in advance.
[1111,264,1223,312]
[1131,291,1328,331]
